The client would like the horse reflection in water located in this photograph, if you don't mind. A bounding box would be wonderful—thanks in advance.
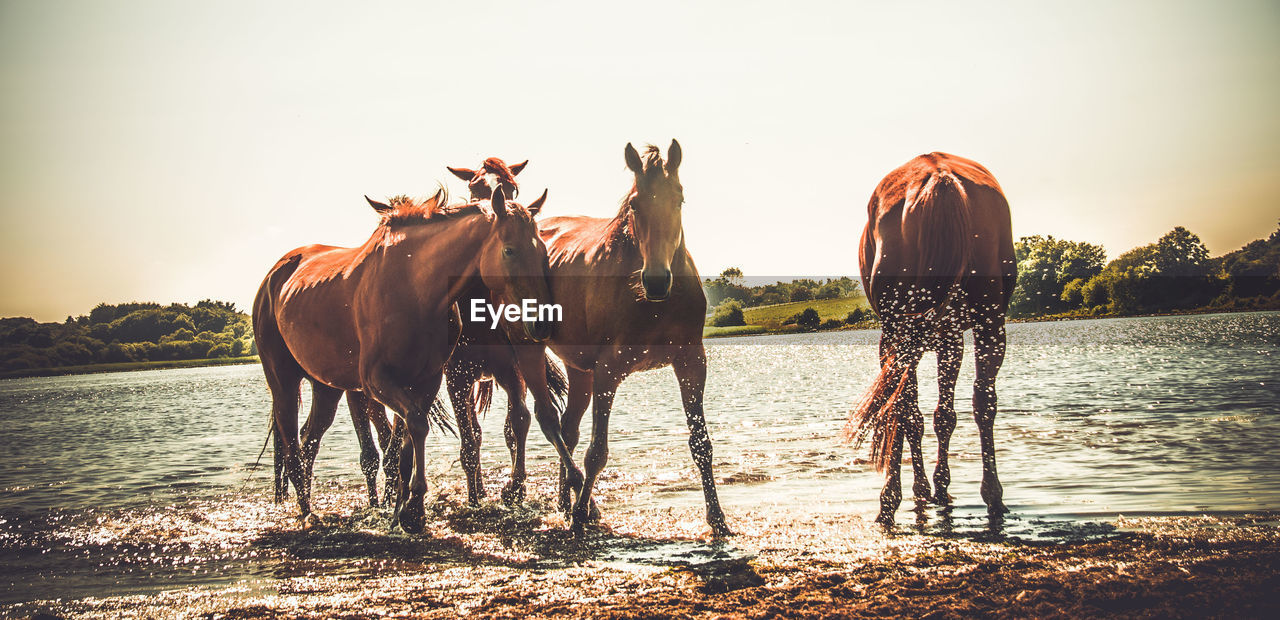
[848,152,1017,527]
[252,187,584,533]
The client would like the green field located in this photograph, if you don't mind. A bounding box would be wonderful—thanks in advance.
[741,294,870,328]
[0,356,260,380]
[703,294,874,338]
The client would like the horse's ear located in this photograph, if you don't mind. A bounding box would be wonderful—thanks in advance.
[509,160,528,176]
[365,195,393,214]
[424,188,446,212]
[447,166,477,182]
[491,185,508,220]
[525,189,548,216]
[666,139,682,172]
[624,143,643,175]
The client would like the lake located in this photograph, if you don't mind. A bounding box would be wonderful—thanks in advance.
[1,311,1277,609]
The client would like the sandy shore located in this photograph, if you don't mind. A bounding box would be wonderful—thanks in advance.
[10,488,1277,619]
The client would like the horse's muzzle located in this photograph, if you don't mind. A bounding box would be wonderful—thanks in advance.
[642,268,673,301]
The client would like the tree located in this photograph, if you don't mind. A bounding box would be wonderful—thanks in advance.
[796,308,820,331]
[1010,235,1106,316]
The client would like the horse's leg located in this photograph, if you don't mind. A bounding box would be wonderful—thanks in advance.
[344,391,382,507]
[571,370,622,534]
[903,355,931,503]
[876,331,923,527]
[558,366,593,515]
[973,320,1010,515]
[268,378,301,504]
[933,333,964,504]
[513,345,585,516]
[366,400,400,508]
[493,362,531,505]
[446,359,485,506]
[364,368,444,534]
[299,380,342,515]
[672,345,732,537]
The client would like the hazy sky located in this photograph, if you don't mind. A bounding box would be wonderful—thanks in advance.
[2,0,1277,321]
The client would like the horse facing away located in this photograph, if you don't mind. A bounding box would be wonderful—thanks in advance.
[253,187,584,533]
[539,140,732,536]
[847,152,1016,526]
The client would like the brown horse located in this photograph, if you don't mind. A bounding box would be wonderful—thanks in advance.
[448,157,527,200]
[442,157,573,506]
[253,187,584,532]
[846,152,1016,526]
[539,140,732,536]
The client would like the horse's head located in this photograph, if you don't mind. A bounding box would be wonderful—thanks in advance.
[478,185,555,341]
[624,139,684,301]
[447,157,528,201]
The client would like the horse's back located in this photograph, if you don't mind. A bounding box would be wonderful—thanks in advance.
[862,153,1014,317]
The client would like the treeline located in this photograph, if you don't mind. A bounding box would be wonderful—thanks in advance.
[1011,223,1280,318]
[703,269,860,308]
[0,300,255,372]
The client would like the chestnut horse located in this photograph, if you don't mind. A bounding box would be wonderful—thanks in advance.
[298,157,545,509]
[442,156,572,505]
[253,187,584,532]
[539,140,732,536]
[846,152,1016,526]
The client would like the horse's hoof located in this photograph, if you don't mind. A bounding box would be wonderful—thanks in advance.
[932,491,952,505]
[912,484,933,501]
[585,500,602,523]
[874,511,895,528]
[988,502,1010,515]
[397,499,426,534]
[300,512,323,529]
[500,483,526,506]
[710,522,734,538]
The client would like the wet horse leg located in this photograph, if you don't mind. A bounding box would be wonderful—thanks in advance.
[493,363,531,505]
[299,381,342,514]
[558,366,593,515]
[672,345,732,536]
[933,333,963,504]
[446,360,486,505]
[267,375,301,505]
[512,346,584,510]
[896,334,930,503]
[973,320,1009,515]
[877,333,924,527]
[344,391,383,507]
[571,369,622,534]
[365,370,444,534]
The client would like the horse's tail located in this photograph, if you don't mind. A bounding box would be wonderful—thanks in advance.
[545,355,569,417]
[249,254,303,488]
[910,170,972,299]
[428,395,456,436]
[471,378,494,420]
[843,349,914,473]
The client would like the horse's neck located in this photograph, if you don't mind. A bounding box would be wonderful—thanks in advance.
[398,216,490,305]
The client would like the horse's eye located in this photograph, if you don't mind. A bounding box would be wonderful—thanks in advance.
[503,246,515,257]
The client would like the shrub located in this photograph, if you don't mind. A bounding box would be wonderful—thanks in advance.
[796,308,820,331]
[710,301,746,327]
[819,318,843,330]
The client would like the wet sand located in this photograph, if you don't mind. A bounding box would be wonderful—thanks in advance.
[8,477,1278,619]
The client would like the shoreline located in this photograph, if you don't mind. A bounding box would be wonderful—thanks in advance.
[703,305,1280,339]
[0,356,260,380]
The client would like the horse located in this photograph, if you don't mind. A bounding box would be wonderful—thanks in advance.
[448,157,527,200]
[440,156,573,506]
[845,152,1016,526]
[538,140,732,536]
[252,186,585,532]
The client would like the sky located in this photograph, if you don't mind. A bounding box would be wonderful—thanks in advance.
[1,0,1277,321]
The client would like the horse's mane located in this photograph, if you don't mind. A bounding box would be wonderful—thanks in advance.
[602,145,666,246]
[479,157,519,189]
